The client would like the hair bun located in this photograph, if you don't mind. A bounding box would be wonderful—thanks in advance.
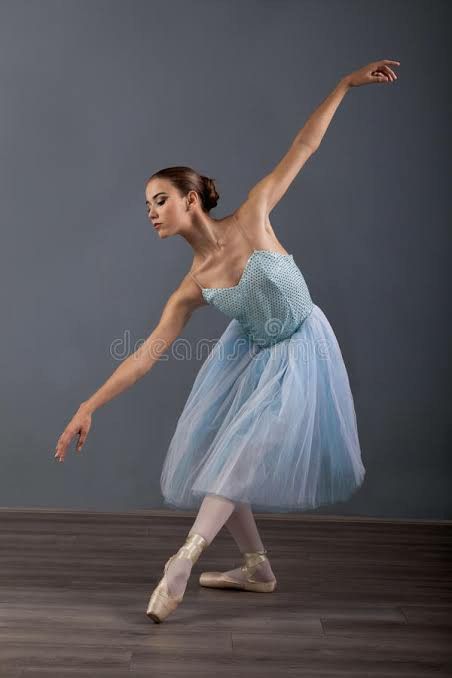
[203,176,219,211]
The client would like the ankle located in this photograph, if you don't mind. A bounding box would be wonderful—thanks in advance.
[178,532,209,565]
[241,549,275,582]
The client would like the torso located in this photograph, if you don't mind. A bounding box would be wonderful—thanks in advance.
[189,200,289,297]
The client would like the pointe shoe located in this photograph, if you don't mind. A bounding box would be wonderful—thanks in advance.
[199,548,277,593]
[146,532,209,623]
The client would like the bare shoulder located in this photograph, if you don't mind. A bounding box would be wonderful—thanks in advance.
[235,195,268,234]
[234,194,281,245]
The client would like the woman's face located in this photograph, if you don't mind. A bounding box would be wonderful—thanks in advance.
[145,178,193,238]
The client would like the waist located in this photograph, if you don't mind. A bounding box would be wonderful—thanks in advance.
[240,298,315,348]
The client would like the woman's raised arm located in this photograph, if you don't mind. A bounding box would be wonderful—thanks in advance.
[248,59,400,214]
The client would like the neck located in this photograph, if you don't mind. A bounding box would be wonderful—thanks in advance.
[182,214,230,259]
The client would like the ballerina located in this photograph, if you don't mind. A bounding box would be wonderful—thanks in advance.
[53,59,400,623]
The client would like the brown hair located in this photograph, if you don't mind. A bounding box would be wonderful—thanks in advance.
[147,166,219,213]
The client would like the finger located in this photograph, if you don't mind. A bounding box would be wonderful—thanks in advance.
[384,65,397,81]
[386,67,397,80]
[55,442,67,457]
[78,429,86,448]
[376,70,390,81]
[57,436,67,449]
[59,433,73,451]
[383,60,401,65]
[379,65,393,81]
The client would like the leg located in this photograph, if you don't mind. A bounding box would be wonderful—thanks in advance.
[189,493,237,544]
[225,501,266,552]
[222,502,276,583]
[165,494,236,597]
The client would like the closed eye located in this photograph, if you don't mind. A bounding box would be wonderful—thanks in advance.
[146,199,166,213]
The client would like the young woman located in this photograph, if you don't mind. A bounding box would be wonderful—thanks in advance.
[54,59,400,623]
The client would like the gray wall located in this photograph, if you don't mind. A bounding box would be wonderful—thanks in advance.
[0,0,449,519]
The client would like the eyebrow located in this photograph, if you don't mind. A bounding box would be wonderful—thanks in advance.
[145,192,167,205]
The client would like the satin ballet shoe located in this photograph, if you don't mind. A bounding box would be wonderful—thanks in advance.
[199,548,277,593]
[146,532,209,623]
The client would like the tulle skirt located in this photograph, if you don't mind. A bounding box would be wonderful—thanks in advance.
[160,304,365,513]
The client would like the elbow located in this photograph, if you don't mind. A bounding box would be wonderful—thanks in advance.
[294,137,318,154]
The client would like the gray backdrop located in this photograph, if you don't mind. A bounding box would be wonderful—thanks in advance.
[0,0,449,519]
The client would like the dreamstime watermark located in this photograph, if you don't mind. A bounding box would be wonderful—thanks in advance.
[109,319,332,365]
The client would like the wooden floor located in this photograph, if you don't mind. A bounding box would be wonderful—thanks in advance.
[0,508,451,677]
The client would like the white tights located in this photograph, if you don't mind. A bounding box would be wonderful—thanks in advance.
[165,495,275,597]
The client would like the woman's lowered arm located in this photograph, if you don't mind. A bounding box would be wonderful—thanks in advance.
[53,274,201,461]
[81,284,196,414]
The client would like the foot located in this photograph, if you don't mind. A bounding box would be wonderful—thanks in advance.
[147,533,209,623]
[225,558,276,584]
[164,557,192,598]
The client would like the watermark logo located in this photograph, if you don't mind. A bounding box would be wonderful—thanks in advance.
[109,318,332,365]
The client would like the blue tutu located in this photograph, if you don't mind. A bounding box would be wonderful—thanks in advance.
[161,302,365,512]
[160,216,365,513]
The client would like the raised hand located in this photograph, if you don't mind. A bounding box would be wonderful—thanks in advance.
[346,60,400,88]
[54,403,93,463]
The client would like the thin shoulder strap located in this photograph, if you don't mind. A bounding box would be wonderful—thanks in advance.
[189,268,204,291]
[188,212,252,291]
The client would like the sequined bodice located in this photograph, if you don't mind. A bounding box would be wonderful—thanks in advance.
[190,216,314,348]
